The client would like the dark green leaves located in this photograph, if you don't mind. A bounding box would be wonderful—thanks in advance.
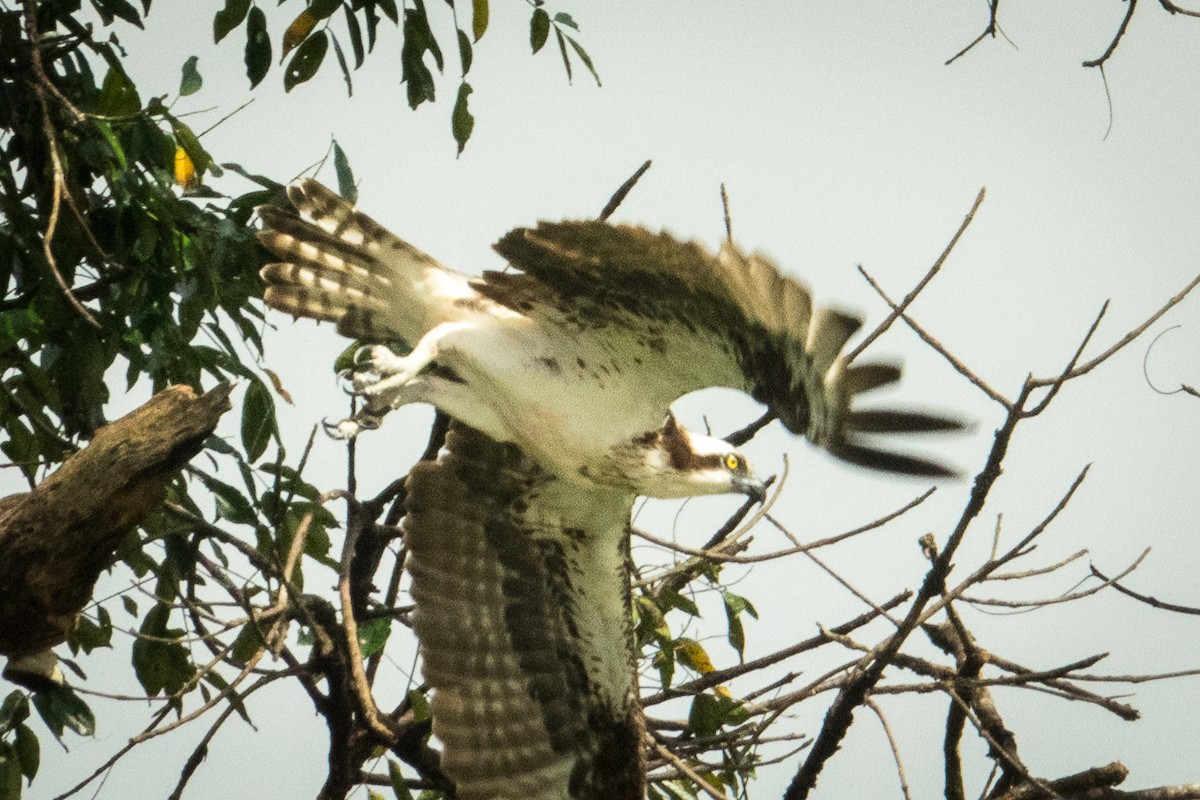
[456,28,472,75]
[213,0,250,43]
[13,724,38,783]
[132,604,194,696]
[333,141,357,202]
[284,30,329,91]
[97,66,141,115]
[530,10,601,86]
[31,686,96,742]
[452,82,473,155]
[721,590,757,661]
[179,55,202,96]
[241,378,278,463]
[358,617,392,659]
[530,8,549,53]
[244,6,271,88]
[0,694,39,789]
[401,0,443,109]
[686,692,747,738]
[89,0,144,29]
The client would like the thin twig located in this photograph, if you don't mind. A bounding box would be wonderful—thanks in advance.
[849,187,985,361]
[865,698,914,800]
[858,265,1011,408]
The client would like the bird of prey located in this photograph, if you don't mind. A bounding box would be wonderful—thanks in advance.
[258,180,958,800]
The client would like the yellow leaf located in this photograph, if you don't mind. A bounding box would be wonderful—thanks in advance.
[174,145,196,188]
[263,368,294,405]
[676,638,715,674]
[282,10,318,58]
[471,0,488,41]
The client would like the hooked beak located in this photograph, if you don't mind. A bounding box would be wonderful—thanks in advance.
[734,474,767,505]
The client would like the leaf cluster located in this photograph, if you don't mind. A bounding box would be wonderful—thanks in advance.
[212,0,597,154]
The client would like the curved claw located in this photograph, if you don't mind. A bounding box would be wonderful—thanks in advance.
[336,368,359,396]
[322,417,353,440]
[352,343,380,366]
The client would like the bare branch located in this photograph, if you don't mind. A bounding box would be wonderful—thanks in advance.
[1055,272,1200,380]
[849,187,985,361]
[859,266,1011,408]
[1090,565,1200,615]
[866,698,914,800]
[1083,0,1139,68]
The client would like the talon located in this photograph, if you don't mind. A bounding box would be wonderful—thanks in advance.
[351,371,380,393]
[322,417,354,439]
[352,344,381,366]
[336,368,360,395]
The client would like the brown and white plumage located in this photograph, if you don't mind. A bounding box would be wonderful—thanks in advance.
[257,180,960,799]
[405,424,643,800]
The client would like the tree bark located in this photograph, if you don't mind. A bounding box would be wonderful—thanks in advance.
[0,383,232,680]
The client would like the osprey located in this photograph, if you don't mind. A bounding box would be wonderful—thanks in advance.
[258,180,958,800]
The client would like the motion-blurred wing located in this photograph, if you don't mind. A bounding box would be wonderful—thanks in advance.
[486,222,961,476]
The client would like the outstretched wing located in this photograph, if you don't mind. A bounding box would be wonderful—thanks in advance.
[487,223,961,476]
[405,424,644,800]
[257,179,461,345]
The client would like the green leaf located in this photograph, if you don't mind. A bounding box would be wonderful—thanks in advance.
[240,378,276,462]
[244,6,271,88]
[721,591,755,661]
[471,0,487,40]
[456,28,472,75]
[97,66,141,115]
[452,81,473,155]
[358,617,392,658]
[376,0,399,24]
[388,759,413,800]
[229,624,265,665]
[179,55,203,96]
[91,0,144,28]
[309,0,342,20]
[330,31,354,95]
[213,0,250,43]
[399,0,443,108]
[285,30,329,91]
[530,8,549,53]
[687,693,722,737]
[407,689,431,723]
[31,686,95,741]
[0,745,20,800]
[343,4,365,67]
[131,605,193,697]
[332,141,357,202]
[554,27,571,83]
[0,695,28,733]
[122,595,138,617]
[13,725,38,781]
[71,607,113,653]
[553,12,578,30]
[565,34,601,86]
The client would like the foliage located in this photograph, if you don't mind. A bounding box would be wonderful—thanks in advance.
[0,1,598,797]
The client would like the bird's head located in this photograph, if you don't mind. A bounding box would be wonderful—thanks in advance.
[629,414,766,503]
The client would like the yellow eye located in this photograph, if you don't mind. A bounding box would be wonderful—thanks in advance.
[725,453,740,471]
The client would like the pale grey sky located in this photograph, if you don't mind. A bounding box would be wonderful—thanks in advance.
[23,3,1200,798]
